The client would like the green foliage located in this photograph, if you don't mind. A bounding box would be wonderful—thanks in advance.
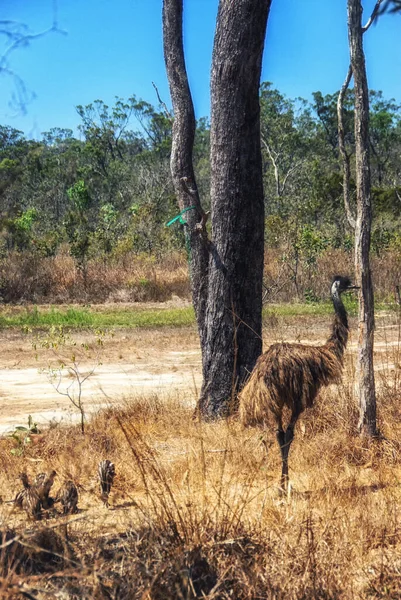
[67,179,91,212]
[4,208,39,250]
[8,415,40,456]
[13,208,38,232]
[298,225,328,266]
[65,180,93,270]
[0,84,400,285]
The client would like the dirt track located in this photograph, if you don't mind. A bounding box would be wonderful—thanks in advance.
[0,310,399,433]
[0,326,202,432]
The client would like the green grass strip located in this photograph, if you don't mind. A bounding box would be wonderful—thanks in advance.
[0,305,196,329]
[0,298,394,330]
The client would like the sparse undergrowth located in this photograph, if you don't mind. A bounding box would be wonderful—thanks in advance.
[0,381,401,599]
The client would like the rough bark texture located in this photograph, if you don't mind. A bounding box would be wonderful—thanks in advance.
[163,0,209,348]
[348,0,377,436]
[198,0,271,418]
[337,64,356,230]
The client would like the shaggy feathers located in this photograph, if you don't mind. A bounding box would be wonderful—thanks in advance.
[239,275,355,490]
[240,342,344,427]
[55,480,78,515]
[98,460,115,507]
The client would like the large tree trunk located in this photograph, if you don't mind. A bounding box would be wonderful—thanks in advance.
[163,0,270,419]
[163,0,209,348]
[198,0,271,418]
[348,0,378,436]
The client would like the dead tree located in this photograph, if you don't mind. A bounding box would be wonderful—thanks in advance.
[347,0,378,435]
[240,276,358,492]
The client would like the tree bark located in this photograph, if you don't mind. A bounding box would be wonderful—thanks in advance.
[347,0,378,436]
[337,64,356,230]
[162,0,209,348]
[163,0,271,419]
[198,0,271,418]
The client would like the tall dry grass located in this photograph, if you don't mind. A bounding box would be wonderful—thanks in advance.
[0,246,400,304]
[0,249,190,304]
[0,312,401,598]
[1,365,401,598]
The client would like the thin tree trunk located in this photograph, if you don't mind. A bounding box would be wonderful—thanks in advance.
[348,0,377,436]
[163,0,209,348]
[198,0,271,418]
[337,64,356,230]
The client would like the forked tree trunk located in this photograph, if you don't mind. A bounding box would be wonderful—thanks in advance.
[198,0,271,418]
[347,0,377,436]
[162,0,209,348]
[163,0,271,418]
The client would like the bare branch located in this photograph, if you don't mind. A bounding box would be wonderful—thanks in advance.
[152,81,173,120]
[261,135,280,196]
[362,0,385,31]
[0,2,67,114]
[280,160,304,196]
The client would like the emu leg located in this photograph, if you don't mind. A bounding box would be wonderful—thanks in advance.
[280,426,295,491]
[277,410,300,492]
[275,428,287,492]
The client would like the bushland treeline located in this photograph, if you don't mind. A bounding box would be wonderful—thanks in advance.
[1,84,400,303]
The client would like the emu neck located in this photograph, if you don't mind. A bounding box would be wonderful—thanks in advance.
[326,291,349,359]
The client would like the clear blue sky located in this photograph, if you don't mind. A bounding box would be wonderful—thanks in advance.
[1,0,400,138]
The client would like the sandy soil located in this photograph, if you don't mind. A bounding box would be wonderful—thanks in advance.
[0,326,202,433]
[0,309,399,433]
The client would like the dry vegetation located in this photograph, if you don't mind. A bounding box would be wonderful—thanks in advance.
[1,247,401,304]
[0,250,191,304]
[0,313,401,598]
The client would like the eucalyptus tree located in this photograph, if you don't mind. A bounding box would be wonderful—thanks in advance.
[163,0,272,418]
[339,0,400,436]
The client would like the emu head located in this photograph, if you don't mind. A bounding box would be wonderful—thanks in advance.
[331,275,358,296]
[19,472,29,488]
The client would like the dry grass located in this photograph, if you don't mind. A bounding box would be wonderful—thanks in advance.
[0,250,190,304]
[0,375,401,598]
[1,246,401,305]
[0,313,401,598]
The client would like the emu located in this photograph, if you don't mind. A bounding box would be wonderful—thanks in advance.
[239,275,357,492]
[17,473,42,520]
[55,480,79,514]
[98,460,115,508]
[34,470,57,509]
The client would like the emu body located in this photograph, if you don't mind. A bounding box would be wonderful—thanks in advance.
[98,460,115,507]
[56,481,79,514]
[34,470,57,509]
[239,276,356,492]
[17,473,42,520]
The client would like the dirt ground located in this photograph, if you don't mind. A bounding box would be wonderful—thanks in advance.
[0,306,399,433]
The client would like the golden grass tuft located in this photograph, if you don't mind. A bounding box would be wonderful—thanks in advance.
[0,376,399,598]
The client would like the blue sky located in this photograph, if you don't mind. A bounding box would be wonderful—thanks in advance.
[1,0,400,138]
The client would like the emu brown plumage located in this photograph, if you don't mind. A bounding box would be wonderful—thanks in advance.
[55,480,78,514]
[239,276,357,492]
[98,460,115,507]
[34,470,57,509]
[18,473,42,520]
